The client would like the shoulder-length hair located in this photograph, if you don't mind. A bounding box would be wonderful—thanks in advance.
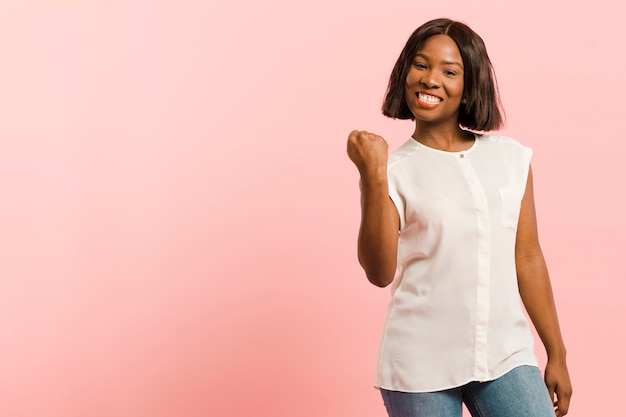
[382,18,504,132]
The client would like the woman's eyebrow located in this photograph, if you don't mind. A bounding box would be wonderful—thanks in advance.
[441,60,463,68]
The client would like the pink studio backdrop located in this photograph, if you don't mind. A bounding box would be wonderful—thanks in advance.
[0,1,624,416]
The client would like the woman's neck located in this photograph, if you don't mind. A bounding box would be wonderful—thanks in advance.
[411,124,474,152]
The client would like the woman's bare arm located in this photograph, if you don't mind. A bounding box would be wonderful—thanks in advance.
[347,130,400,287]
[515,166,572,416]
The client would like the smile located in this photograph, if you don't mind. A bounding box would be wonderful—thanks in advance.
[417,92,443,105]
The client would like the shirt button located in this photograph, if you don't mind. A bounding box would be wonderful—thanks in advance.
[459,154,465,159]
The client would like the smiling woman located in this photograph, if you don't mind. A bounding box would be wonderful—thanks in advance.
[346,18,572,417]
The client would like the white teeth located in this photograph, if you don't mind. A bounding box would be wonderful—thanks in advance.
[418,93,442,104]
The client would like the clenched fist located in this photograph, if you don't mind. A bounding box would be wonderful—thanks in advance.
[346,130,389,177]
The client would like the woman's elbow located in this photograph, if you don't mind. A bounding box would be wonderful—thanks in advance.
[365,270,394,288]
[357,251,396,287]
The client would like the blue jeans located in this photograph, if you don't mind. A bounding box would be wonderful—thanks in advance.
[380,365,554,417]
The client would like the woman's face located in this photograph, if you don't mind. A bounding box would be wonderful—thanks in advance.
[404,34,465,125]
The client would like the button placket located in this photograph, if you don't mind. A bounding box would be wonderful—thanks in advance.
[457,154,491,379]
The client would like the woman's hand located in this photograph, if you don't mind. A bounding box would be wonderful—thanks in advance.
[545,359,572,416]
[346,130,389,178]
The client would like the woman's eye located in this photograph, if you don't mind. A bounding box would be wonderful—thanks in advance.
[413,62,427,69]
[444,70,457,76]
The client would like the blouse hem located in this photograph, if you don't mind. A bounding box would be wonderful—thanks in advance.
[373,362,540,393]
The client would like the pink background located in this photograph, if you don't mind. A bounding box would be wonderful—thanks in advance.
[1,1,624,416]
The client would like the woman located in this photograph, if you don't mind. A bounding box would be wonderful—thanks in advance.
[346,18,572,417]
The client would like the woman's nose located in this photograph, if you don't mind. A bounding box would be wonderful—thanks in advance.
[420,71,440,88]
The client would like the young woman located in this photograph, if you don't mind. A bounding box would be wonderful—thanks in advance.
[347,18,572,417]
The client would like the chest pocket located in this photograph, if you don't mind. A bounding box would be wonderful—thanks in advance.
[498,186,522,230]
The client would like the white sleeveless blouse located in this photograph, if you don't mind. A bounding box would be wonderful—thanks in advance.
[376,134,538,392]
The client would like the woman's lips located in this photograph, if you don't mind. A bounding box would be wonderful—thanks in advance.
[416,92,443,109]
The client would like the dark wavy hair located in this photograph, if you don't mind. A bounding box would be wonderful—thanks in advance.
[382,18,504,131]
